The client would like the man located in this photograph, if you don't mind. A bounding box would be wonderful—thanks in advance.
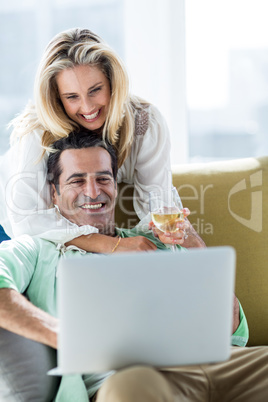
[0,132,267,402]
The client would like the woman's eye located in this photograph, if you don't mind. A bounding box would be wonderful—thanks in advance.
[90,87,102,95]
[66,95,78,100]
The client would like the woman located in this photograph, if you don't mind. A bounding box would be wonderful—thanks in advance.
[2,28,200,252]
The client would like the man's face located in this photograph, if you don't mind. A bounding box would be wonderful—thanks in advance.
[51,147,117,234]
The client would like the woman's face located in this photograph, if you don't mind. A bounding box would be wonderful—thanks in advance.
[56,64,111,131]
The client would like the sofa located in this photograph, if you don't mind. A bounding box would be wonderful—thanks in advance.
[115,155,268,347]
[0,156,267,401]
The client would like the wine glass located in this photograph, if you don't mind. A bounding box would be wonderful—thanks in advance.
[149,187,184,252]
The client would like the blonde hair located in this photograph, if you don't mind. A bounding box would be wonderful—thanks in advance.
[11,28,147,167]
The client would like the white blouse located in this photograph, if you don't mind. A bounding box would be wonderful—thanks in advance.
[0,104,172,243]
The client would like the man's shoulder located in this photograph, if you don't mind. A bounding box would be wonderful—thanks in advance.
[0,234,36,247]
[0,235,53,255]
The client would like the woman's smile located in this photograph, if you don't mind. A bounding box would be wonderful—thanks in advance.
[80,108,102,123]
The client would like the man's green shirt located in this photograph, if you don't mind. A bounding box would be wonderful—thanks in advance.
[0,229,249,401]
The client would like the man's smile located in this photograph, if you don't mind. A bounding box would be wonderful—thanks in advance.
[80,202,105,211]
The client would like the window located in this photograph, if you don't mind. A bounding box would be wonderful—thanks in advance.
[0,0,124,154]
[2,0,267,164]
[186,0,268,162]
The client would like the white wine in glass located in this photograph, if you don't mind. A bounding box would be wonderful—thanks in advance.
[151,206,184,233]
[149,188,184,252]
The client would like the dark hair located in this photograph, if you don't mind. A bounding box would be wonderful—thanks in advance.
[47,130,118,192]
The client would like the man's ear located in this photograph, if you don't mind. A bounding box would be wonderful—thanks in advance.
[115,181,118,198]
[51,184,58,205]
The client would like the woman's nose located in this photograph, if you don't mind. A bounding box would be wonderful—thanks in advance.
[80,96,95,114]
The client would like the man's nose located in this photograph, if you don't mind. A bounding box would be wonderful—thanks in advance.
[83,179,101,199]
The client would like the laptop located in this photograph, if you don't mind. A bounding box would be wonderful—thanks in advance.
[50,246,236,375]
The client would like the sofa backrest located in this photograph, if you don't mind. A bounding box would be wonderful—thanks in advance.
[115,156,268,347]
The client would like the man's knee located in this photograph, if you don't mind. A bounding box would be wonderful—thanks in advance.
[96,365,173,402]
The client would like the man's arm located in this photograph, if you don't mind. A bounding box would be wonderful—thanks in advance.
[232,294,240,334]
[0,288,58,349]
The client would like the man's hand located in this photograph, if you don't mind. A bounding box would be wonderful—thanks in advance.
[0,288,58,349]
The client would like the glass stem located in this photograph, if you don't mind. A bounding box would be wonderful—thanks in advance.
[171,244,177,253]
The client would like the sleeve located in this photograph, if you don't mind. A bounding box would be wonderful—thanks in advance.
[231,301,249,347]
[132,105,172,219]
[1,130,98,243]
[0,236,39,293]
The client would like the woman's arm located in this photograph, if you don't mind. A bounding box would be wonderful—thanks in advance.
[66,233,157,253]
[132,105,173,219]
[119,104,205,248]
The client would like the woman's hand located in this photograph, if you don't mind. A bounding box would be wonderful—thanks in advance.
[149,208,206,248]
[149,208,191,246]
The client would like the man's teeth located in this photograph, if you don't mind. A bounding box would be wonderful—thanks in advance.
[83,110,99,120]
[81,203,102,210]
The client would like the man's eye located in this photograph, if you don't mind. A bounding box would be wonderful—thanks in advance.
[97,177,111,183]
[70,180,84,185]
